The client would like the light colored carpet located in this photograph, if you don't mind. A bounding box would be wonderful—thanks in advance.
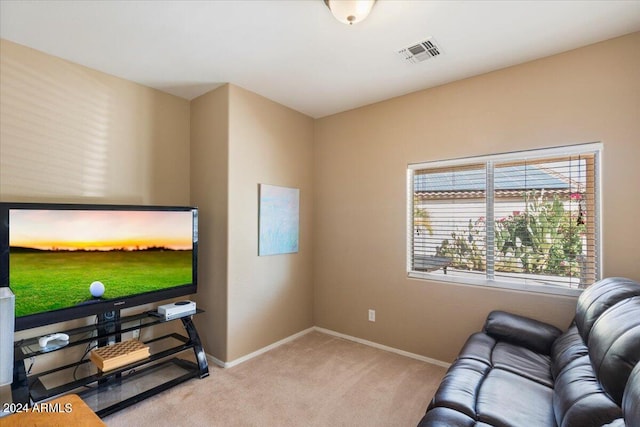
[104,331,446,427]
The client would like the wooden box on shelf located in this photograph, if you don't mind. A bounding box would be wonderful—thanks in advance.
[90,339,150,372]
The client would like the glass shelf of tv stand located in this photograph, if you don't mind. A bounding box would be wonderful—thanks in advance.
[12,309,209,417]
[29,333,200,416]
[15,309,204,360]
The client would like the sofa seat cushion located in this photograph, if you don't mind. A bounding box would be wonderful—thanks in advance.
[457,332,496,365]
[492,342,553,387]
[428,358,491,419]
[553,355,622,427]
[428,356,556,427]
[622,362,640,427]
[457,332,553,387]
[477,369,556,427]
[417,407,479,427]
[418,407,498,427]
[423,358,555,427]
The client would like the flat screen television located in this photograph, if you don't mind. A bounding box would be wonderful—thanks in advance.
[0,202,198,331]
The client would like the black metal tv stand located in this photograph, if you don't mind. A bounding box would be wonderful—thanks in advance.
[12,309,209,418]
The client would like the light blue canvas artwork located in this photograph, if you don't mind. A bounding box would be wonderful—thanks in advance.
[259,184,300,256]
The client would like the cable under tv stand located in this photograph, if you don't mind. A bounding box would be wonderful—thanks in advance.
[12,309,209,418]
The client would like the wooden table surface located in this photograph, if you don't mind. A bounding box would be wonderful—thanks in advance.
[0,394,105,427]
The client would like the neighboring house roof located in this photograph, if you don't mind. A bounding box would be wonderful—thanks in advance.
[414,164,584,200]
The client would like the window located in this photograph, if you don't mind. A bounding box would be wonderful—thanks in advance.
[408,143,601,295]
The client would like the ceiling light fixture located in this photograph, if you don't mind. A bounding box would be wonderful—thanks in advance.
[324,0,376,25]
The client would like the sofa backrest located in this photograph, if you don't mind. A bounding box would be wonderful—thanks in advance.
[575,277,640,343]
[588,296,640,406]
[574,278,640,406]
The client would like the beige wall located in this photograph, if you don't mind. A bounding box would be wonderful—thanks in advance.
[313,32,640,363]
[226,85,314,361]
[0,39,191,398]
[190,85,230,361]
[0,39,190,205]
[190,84,314,362]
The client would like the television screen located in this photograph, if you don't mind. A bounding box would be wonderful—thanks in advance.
[0,203,198,331]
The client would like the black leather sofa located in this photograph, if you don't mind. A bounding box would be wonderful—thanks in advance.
[418,277,640,427]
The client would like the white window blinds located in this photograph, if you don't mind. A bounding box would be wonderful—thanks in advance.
[412,163,487,278]
[408,144,601,292]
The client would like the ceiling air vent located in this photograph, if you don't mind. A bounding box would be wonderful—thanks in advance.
[398,38,442,64]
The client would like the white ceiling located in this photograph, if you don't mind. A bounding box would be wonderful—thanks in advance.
[1,0,639,118]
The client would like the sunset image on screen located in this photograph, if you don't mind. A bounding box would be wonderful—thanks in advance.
[9,209,195,318]
[10,210,192,251]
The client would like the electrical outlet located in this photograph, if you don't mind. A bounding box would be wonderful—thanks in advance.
[132,329,140,340]
[368,309,376,322]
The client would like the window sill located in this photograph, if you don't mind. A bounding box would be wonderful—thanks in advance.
[408,270,584,297]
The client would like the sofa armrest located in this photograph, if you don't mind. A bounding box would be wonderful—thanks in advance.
[483,311,563,355]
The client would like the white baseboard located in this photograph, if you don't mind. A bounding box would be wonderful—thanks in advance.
[313,327,451,368]
[206,353,225,368]
[206,325,450,369]
[207,327,315,369]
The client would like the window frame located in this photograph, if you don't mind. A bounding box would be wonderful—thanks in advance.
[407,143,603,297]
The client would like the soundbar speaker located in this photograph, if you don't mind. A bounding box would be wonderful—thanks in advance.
[0,287,15,386]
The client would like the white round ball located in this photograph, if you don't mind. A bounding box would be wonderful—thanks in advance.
[90,281,105,297]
